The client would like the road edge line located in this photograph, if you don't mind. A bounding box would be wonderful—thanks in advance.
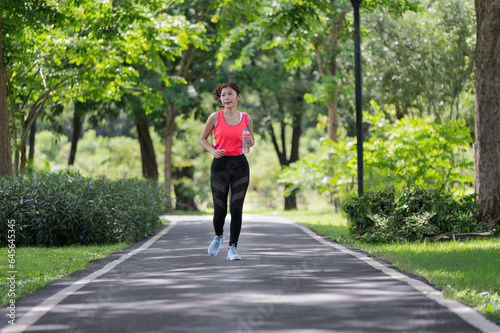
[292,221,500,333]
[1,220,177,333]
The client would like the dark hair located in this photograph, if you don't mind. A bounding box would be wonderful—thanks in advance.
[213,82,241,105]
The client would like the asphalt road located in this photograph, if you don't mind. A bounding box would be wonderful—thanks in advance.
[2,215,499,333]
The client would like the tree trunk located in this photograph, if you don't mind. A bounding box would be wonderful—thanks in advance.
[284,111,302,211]
[290,115,301,164]
[327,95,339,142]
[324,9,345,143]
[13,148,19,176]
[284,186,298,210]
[28,118,36,165]
[135,113,158,182]
[395,104,405,120]
[68,102,84,166]
[160,47,197,198]
[173,166,198,211]
[474,0,500,225]
[0,16,12,177]
[19,140,27,175]
[326,86,339,207]
[18,93,50,175]
[164,103,178,197]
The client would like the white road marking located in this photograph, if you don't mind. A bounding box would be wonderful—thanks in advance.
[4,214,499,333]
[1,220,177,333]
[292,221,500,333]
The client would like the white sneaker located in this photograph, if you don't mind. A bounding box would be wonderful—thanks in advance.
[208,235,224,256]
[227,244,241,260]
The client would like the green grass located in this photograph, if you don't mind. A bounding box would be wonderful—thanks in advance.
[249,207,353,243]
[356,239,500,323]
[254,207,500,324]
[0,243,130,306]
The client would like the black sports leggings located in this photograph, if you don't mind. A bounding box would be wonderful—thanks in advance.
[210,155,249,247]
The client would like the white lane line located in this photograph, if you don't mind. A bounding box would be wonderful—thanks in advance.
[292,221,500,333]
[1,220,177,333]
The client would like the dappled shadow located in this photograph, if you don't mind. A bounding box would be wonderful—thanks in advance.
[19,218,480,333]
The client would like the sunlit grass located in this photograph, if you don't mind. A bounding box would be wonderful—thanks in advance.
[0,243,130,305]
[248,207,353,243]
[356,239,500,323]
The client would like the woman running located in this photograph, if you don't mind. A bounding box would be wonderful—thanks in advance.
[199,82,255,260]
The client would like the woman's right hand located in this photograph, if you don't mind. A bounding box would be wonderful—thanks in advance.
[213,149,226,159]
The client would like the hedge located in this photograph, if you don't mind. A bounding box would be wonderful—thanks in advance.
[1,172,171,246]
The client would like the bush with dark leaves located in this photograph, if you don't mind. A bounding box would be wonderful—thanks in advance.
[343,184,487,243]
[0,172,171,246]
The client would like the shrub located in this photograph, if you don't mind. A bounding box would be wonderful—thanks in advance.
[343,184,488,243]
[364,100,474,196]
[0,172,171,246]
[278,100,474,205]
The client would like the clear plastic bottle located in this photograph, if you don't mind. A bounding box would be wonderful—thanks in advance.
[242,127,250,154]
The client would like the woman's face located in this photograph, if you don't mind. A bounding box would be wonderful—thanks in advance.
[221,87,240,108]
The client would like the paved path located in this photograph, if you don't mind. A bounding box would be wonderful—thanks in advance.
[2,215,499,333]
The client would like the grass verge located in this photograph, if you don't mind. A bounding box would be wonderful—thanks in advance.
[356,239,500,323]
[248,207,352,243]
[0,243,130,306]
[252,207,500,324]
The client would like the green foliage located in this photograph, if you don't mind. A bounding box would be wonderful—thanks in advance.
[0,172,170,246]
[216,0,422,70]
[365,100,474,194]
[9,0,206,102]
[172,116,211,207]
[3,0,209,175]
[343,184,487,242]
[363,0,476,122]
[363,0,422,14]
[277,131,358,200]
[278,100,474,203]
[33,129,144,180]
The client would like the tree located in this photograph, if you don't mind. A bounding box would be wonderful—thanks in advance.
[0,0,61,176]
[362,0,475,122]
[61,0,205,185]
[240,59,314,210]
[123,91,160,182]
[171,117,208,211]
[217,0,421,140]
[158,1,221,196]
[1,0,206,177]
[474,0,500,226]
[215,0,421,206]
[3,1,117,174]
[0,15,11,176]
[68,101,90,166]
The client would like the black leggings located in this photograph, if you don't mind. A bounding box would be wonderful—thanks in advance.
[210,155,249,247]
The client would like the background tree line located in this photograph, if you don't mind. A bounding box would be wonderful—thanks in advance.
[0,0,498,225]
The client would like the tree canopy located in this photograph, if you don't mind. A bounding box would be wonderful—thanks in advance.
[2,0,496,221]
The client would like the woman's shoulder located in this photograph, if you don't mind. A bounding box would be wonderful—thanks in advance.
[206,111,220,126]
[209,111,221,120]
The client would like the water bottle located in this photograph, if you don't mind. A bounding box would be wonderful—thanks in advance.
[242,127,250,154]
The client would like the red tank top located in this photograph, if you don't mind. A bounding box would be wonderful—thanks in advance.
[213,110,248,156]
